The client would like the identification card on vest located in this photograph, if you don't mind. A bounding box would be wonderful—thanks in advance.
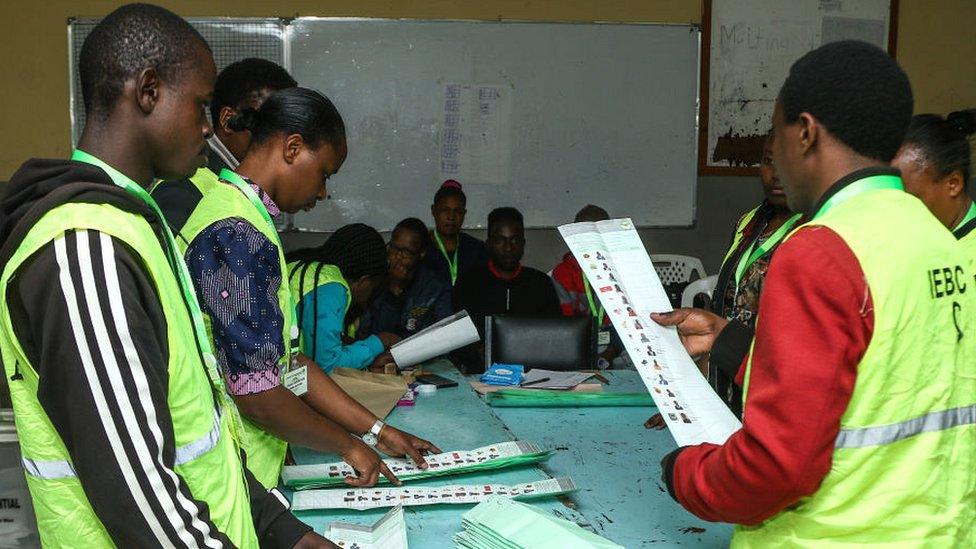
[598,329,611,346]
[283,363,308,396]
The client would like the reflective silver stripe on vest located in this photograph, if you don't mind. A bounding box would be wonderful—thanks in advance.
[174,412,222,466]
[835,404,976,449]
[23,413,222,479]
[22,458,76,480]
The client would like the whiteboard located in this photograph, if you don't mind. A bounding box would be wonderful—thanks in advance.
[287,19,700,231]
[702,0,893,172]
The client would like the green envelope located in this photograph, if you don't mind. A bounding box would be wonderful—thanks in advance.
[454,496,624,549]
[485,390,655,408]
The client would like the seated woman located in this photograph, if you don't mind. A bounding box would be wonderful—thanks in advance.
[287,224,401,372]
[361,218,453,338]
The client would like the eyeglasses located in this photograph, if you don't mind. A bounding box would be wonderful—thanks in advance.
[388,242,422,258]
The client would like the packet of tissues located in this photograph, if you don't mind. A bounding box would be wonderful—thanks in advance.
[480,363,524,386]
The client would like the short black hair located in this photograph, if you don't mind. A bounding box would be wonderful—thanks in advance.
[433,180,466,206]
[574,204,609,223]
[779,40,912,162]
[904,111,976,186]
[79,3,211,120]
[392,217,430,251]
[212,58,296,128]
[488,207,524,235]
[229,87,346,151]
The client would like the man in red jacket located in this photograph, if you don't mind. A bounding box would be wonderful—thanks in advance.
[653,40,976,546]
[551,205,622,367]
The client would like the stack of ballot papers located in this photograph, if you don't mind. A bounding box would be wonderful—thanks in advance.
[454,497,623,549]
[324,505,408,549]
[391,310,480,367]
[468,381,603,395]
[282,441,553,490]
[485,390,654,408]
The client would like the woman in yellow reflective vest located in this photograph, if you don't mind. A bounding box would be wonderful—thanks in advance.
[162,87,439,490]
[892,111,976,252]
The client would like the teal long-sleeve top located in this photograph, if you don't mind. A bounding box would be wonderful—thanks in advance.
[298,282,384,372]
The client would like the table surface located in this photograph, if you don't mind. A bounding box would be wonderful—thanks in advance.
[289,360,732,547]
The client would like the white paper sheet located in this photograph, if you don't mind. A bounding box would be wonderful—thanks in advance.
[292,477,576,512]
[440,83,512,185]
[520,369,594,390]
[390,310,480,368]
[325,505,408,549]
[558,219,742,446]
[282,441,544,488]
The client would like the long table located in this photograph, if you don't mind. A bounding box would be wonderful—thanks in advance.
[289,360,732,547]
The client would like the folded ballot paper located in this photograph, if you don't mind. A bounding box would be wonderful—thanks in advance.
[324,505,408,549]
[292,477,577,512]
[283,441,552,490]
[454,497,623,549]
[391,310,480,368]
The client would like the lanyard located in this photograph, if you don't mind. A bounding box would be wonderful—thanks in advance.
[218,168,300,351]
[733,213,803,285]
[71,150,223,379]
[813,175,904,220]
[581,276,606,324]
[433,230,459,284]
[953,201,976,233]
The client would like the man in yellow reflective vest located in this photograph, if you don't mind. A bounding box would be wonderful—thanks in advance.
[0,4,331,547]
[655,40,976,546]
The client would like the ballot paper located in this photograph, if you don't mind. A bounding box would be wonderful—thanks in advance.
[283,441,552,490]
[292,477,576,512]
[455,496,623,549]
[520,369,594,390]
[391,310,480,368]
[324,505,408,549]
[558,219,742,446]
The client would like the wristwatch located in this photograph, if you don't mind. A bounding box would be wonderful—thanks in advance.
[362,419,385,447]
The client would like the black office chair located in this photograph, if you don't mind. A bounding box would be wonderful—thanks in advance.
[484,315,597,372]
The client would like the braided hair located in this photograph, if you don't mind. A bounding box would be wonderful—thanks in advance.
[287,224,387,359]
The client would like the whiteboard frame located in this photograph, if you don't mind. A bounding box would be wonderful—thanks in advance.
[284,17,701,231]
[697,0,899,176]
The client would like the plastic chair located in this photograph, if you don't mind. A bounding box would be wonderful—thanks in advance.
[650,254,706,285]
[681,274,718,308]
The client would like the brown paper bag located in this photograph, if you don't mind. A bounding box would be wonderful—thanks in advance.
[329,368,409,419]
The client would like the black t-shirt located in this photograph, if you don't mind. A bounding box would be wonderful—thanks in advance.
[453,261,562,336]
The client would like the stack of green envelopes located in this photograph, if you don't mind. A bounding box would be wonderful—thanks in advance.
[283,441,554,490]
[454,496,623,548]
[485,390,655,407]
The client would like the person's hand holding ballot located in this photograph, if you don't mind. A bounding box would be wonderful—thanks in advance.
[650,308,729,360]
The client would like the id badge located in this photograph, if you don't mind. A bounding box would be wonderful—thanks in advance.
[598,329,611,346]
[282,358,308,396]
